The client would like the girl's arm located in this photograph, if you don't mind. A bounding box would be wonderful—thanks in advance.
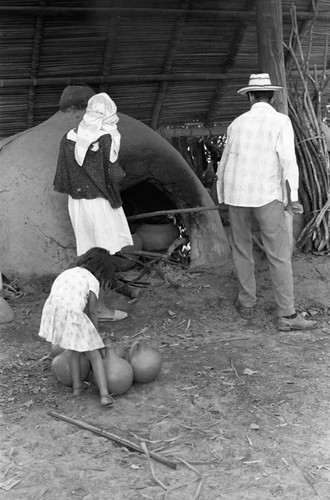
[86,291,99,330]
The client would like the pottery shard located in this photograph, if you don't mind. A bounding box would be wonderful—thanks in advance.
[0,296,15,323]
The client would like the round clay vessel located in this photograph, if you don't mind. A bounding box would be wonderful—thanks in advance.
[114,344,127,359]
[135,218,179,251]
[102,346,133,395]
[0,296,15,324]
[51,350,90,386]
[128,340,162,383]
[51,344,65,358]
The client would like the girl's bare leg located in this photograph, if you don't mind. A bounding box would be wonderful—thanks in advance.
[85,350,113,406]
[69,350,83,395]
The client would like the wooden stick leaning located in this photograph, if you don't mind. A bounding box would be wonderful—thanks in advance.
[126,205,223,221]
[126,197,266,253]
[48,411,177,469]
[140,442,168,491]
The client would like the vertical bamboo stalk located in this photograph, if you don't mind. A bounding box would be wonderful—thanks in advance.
[286,5,330,252]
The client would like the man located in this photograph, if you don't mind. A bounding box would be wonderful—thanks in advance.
[216,73,317,331]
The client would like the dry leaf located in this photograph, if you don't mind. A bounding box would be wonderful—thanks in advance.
[22,400,34,407]
[0,475,21,491]
[243,368,258,376]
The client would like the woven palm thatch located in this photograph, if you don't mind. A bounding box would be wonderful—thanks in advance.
[1,0,330,138]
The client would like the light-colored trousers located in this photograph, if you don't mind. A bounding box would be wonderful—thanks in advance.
[228,200,295,317]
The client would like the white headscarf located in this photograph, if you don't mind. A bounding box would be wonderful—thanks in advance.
[74,93,121,166]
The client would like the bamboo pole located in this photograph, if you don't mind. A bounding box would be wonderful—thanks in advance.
[48,411,177,469]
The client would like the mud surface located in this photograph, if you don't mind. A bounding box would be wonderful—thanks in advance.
[1,252,330,499]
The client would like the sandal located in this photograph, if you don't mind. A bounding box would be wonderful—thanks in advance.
[98,309,128,322]
[100,395,114,407]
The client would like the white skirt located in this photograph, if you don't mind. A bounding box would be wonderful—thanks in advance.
[68,196,133,256]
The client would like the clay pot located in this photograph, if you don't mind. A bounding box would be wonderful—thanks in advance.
[113,233,143,271]
[51,350,91,386]
[135,218,180,251]
[51,344,65,358]
[114,344,127,360]
[102,346,134,395]
[104,343,127,360]
[128,340,162,383]
[0,295,15,324]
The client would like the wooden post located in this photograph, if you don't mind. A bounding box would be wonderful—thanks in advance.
[256,0,287,115]
[256,0,294,251]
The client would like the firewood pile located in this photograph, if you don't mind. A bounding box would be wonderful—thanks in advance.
[285,5,330,253]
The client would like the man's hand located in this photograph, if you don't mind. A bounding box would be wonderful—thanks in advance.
[285,200,303,215]
[285,179,303,215]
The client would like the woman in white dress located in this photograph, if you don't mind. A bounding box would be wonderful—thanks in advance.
[39,247,115,406]
[54,93,133,321]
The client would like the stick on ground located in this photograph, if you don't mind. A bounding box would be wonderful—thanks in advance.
[48,410,177,469]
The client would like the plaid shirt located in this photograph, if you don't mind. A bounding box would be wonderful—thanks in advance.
[216,102,299,207]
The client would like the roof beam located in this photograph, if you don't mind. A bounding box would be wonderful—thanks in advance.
[0,7,256,17]
[0,6,329,22]
[99,1,120,94]
[150,0,190,129]
[0,73,245,87]
[26,14,44,128]
[0,67,314,89]
[205,0,256,126]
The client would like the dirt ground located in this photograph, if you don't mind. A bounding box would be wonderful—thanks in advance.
[1,249,330,500]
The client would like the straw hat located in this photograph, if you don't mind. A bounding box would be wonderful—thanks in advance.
[237,73,283,95]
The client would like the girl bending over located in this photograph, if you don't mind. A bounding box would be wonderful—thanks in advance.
[39,247,115,406]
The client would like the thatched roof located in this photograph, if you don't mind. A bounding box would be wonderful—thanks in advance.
[1,0,330,139]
